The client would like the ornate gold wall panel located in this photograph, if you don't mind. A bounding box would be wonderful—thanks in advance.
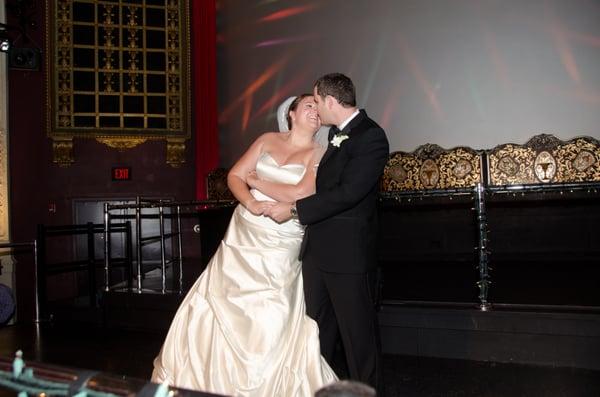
[0,0,15,310]
[381,144,482,191]
[0,2,8,241]
[206,168,234,200]
[488,134,600,186]
[46,0,191,166]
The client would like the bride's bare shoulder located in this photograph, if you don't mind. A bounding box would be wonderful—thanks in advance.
[257,131,287,143]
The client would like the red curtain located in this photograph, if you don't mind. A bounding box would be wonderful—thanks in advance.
[193,0,219,199]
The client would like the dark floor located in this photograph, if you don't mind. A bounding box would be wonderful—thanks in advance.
[1,323,599,396]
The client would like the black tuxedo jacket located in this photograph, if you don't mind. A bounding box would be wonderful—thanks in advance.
[297,110,389,273]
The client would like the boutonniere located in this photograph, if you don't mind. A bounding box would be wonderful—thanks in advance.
[330,133,349,148]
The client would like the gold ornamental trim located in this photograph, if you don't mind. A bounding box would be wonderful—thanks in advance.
[487,134,600,186]
[166,138,186,168]
[0,128,8,240]
[46,0,192,166]
[207,168,235,200]
[96,137,148,150]
[381,144,482,191]
[52,137,75,167]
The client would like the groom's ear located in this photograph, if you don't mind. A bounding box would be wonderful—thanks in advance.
[325,95,336,109]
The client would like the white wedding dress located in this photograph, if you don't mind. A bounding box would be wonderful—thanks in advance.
[152,152,337,396]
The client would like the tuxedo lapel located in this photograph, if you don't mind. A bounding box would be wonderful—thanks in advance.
[318,110,367,169]
[319,143,336,168]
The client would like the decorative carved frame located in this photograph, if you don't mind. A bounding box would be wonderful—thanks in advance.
[206,168,235,201]
[0,0,15,312]
[487,134,600,186]
[45,0,191,167]
[381,144,483,191]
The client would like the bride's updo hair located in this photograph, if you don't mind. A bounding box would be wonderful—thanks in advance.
[286,93,312,130]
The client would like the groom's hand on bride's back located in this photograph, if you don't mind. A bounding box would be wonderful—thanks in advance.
[265,202,293,223]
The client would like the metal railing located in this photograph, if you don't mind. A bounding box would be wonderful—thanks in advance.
[379,180,600,311]
[36,222,132,320]
[103,197,236,294]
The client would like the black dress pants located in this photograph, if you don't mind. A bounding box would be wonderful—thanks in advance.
[302,258,382,389]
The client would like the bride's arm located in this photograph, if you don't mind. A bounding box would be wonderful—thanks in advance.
[247,147,324,203]
[227,133,275,215]
[247,165,316,203]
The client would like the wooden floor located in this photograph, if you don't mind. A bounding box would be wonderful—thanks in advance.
[1,322,600,396]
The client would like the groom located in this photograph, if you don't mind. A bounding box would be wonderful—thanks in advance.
[267,73,389,390]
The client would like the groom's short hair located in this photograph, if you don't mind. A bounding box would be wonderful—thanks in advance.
[314,73,356,108]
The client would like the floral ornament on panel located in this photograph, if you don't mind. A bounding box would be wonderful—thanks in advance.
[331,133,349,147]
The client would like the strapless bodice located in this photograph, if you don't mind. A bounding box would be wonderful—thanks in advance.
[233,152,306,234]
[252,152,306,202]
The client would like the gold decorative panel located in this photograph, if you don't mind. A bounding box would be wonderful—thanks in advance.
[0,0,14,302]
[206,168,235,201]
[487,134,600,186]
[46,0,191,166]
[0,129,8,240]
[381,144,482,191]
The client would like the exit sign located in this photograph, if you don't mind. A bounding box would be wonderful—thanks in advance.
[112,167,131,181]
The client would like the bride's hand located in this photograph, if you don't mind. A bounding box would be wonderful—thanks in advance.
[246,170,259,188]
[245,199,274,215]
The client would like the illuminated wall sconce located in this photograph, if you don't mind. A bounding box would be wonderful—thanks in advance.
[0,38,9,53]
[0,28,10,53]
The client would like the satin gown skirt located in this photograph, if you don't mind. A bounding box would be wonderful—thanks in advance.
[152,153,337,396]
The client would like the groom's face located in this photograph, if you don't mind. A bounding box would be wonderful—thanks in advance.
[312,86,331,125]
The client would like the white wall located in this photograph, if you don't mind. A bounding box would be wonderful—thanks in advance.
[217,0,600,165]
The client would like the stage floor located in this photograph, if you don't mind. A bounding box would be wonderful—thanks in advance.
[1,323,599,396]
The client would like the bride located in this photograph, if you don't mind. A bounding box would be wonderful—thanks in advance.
[151,94,338,396]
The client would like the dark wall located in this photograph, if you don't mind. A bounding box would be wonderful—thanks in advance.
[8,1,196,322]
[378,194,600,308]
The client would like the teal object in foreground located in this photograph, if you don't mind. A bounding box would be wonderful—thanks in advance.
[0,351,117,397]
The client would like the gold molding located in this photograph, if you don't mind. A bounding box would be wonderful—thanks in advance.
[166,138,186,168]
[382,144,482,191]
[46,1,192,166]
[488,134,600,185]
[0,127,7,239]
[52,137,75,167]
[207,168,235,200]
[96,137,148,150]
[1,0,16,320]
